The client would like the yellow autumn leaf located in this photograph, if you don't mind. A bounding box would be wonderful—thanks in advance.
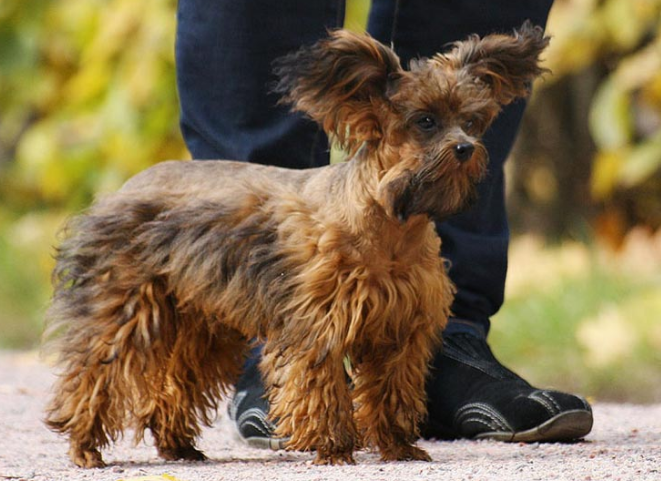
[590,150,625,199]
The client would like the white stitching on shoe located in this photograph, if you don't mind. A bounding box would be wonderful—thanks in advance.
[528,390,558,415]
[540,391,562,413]
[455,402,512,432]
[243,419,272,437]
[229,390,247,420]
[238,407,275,437]
[458,410,506,431]
[461,417,503,431]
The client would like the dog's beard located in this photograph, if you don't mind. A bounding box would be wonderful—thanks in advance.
[429,183,480,222]
[391,151,488,223]
[393,177,480,223]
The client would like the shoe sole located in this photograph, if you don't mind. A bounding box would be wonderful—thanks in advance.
[243,436,289,450]
[474,409,594,443]
[242,410,593,449]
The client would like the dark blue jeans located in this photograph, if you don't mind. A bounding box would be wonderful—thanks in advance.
[175,0,554,337]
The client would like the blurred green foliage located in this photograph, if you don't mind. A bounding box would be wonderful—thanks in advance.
[0,0,188,351]
[0,0,659,401]
[0,0,187,215]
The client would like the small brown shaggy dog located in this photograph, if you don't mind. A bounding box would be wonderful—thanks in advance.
[44,23,548,467]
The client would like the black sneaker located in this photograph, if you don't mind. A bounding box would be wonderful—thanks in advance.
[423,332,594,442]
[230,333,593,447]
[227,358,287,450]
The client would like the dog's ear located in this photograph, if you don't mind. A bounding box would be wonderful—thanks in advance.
[273,30,402,154]
[442,20,550,105]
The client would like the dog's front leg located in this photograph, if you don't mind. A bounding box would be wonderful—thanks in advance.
[351,320,438,462]
[261,339,358,465]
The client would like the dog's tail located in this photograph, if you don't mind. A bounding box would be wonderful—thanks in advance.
[44,197,167,354]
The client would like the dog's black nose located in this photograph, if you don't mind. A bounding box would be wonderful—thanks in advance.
[454,142,475,162]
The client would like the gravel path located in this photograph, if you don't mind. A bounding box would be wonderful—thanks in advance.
[1,351,659,481]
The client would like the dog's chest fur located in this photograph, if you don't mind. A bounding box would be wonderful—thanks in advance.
[237,170,452,351]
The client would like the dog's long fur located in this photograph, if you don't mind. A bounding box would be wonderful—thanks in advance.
[44,23,548,466]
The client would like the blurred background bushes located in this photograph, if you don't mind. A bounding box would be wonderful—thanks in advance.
[510,0,661,241]
[0,0,659,402]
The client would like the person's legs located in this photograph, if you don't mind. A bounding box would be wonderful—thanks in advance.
[176,0,343,167]
[176,0,593,446]
[368,0,593,440]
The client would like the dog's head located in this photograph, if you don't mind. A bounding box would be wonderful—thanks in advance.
[274,22,549,222]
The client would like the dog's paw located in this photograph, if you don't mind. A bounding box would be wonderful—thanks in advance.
[69,446,105,469]
[158,445,207,462]
[313,451,356,466]
[380,444,431,462]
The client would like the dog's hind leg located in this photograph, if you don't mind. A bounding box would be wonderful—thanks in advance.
[45,270,246,466]
[45,279,163,468]
[46,364,114,468]
[135,309,249,462]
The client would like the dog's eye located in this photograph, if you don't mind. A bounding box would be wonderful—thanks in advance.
[464,117,480,133]
[416,115,437,131]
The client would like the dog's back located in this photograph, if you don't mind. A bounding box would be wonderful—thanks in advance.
[119,159,311,197]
